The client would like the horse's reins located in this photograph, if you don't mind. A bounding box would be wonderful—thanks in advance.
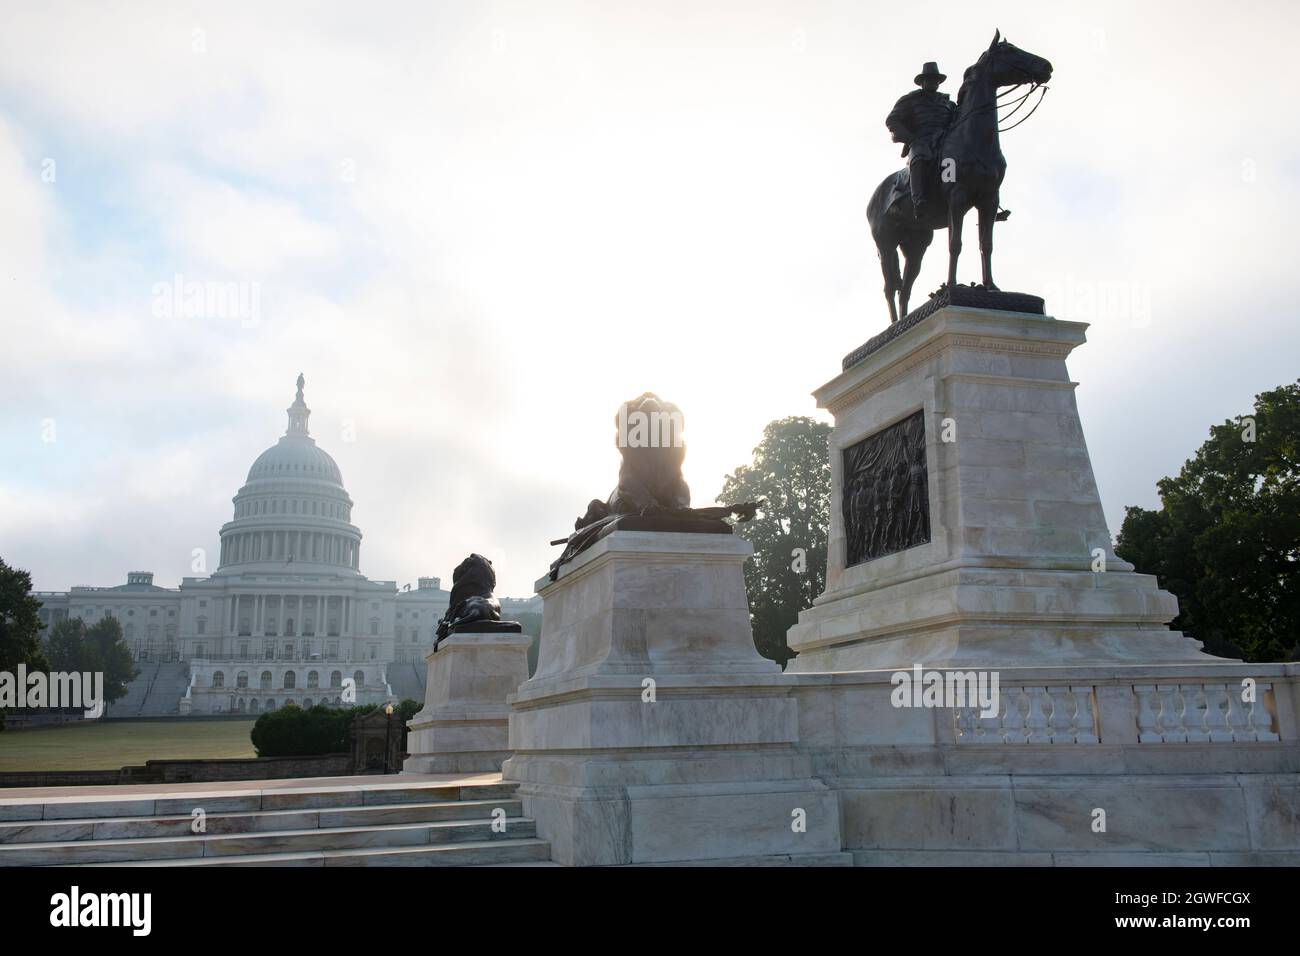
[998,84,1047,131]
[943,62,1048,135]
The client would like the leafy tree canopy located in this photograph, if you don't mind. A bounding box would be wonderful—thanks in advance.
[1116,380,1300,662]
[0,557,52,728]
[718,416,831,667]
[43,616,138,704]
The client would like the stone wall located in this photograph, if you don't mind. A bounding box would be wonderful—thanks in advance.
[0,753,354,789]
[789,663,1300,864]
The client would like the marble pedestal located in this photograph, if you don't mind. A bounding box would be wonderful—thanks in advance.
[402,628,531,775]
[787,305,1216,672]
[502,532,844,866]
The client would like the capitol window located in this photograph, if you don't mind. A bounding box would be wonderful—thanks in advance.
[237,671,249,688]
[212,671,225,688]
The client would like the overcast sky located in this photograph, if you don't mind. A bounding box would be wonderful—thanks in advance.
[1,0,1297,597]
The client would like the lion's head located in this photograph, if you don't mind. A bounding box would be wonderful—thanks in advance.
[448,553,496,605]
[609,392,691,514]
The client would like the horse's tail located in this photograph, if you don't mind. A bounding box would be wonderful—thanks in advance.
[866,169,907,248]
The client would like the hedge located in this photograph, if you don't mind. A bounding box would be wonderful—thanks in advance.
[250,699,421,757]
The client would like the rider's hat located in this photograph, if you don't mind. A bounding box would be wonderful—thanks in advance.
[914,61,946,86]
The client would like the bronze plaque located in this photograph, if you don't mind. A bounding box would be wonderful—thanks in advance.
[842,410,930,566]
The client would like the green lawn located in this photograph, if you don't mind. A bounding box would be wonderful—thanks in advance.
[0,719,258,771]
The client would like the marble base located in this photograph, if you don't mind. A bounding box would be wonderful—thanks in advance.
[402,630,532,775]
[503,531,842,865]
[788,305,1217,672]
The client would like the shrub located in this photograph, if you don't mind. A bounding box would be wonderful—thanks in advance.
[249,699,425,757]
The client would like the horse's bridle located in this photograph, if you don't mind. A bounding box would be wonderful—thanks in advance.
[945,52,1048,135]
[996,59,1049,132]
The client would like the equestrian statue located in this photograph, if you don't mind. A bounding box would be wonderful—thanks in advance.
[868,31,1052,324]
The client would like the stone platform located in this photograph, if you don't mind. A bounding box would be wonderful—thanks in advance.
[786,663,1300,864]
[403,627,532,775]
[503,531,846,866]
[789,304,1211,673]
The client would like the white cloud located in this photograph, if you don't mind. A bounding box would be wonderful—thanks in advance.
[1,0,1298,596]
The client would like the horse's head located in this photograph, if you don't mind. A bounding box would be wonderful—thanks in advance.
[982,29,1053,87]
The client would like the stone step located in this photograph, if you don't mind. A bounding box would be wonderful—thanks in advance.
[0,817,539,865]
[0,798,523,844]
[0,780,519,822]
[83,838,555,867]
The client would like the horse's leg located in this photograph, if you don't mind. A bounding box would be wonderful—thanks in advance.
[879,243,901,324]
[899,234,928,319]
[978,198,999,290]
[946,196,967,290]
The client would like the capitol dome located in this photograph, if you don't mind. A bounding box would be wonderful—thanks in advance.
[246,436,344,485]
[216,374,363,575]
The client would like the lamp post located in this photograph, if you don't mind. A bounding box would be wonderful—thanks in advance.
[383,702,394,774]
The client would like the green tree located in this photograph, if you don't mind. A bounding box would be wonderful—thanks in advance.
[0,558,51,728]
[1116,380,1300,662]
[42,616,138,704]
[0,558,49,674]
[718,416,832,666]
[85,616,138,704]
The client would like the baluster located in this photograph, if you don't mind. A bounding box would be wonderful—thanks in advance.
[1223,684,1253,741]
[1002,687,1026,743]
[974,699,1004,744]
[1134,684,1161,743]
[1071,685,1099,744]
[1047,686,1074,743]
[1025,687,1050,743]
[1204,684,1233,742]
[1181,684,1210,743]
[1156,685,1187,743]
[1248,683,1280,742]
[954,706,976,742]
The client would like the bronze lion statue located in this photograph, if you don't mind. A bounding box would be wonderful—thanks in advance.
[550,393,761,578]
[434,553,503,646]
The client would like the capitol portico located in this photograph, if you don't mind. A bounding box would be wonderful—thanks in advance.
[33,376,537,715]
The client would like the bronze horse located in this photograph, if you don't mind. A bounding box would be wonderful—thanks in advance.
[867,32,1053,323]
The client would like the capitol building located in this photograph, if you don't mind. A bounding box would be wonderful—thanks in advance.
[33,376,537,716]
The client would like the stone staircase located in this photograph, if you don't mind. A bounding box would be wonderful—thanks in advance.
[0,776,553,866]
[384,662,427,705]
[139,663,190,716]
[105,663,157,717]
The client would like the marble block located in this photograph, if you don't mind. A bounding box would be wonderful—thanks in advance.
[503,531,844,865]
[402,630,532,775]
[787,305,1217,672]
